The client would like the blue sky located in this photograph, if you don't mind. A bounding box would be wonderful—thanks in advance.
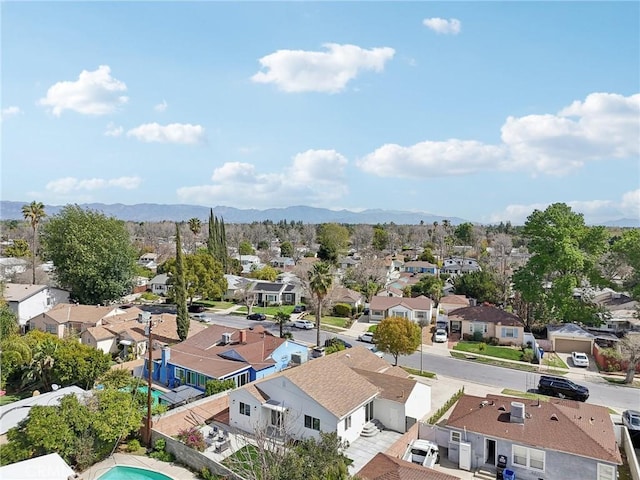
[2,1,638,225]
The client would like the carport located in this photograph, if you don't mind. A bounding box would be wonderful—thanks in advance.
[547,323,594,353]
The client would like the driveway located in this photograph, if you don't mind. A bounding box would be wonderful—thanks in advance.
[556,352,600,374]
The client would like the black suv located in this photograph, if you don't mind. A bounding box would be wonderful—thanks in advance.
[538,375,589,402]
[247,313,266,321]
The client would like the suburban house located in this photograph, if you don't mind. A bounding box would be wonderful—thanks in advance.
[270,256,295,270]
[149,273,170,296]
[369,295,433,324]
[227,346,431,445]
[329,286,366,310]
[546,323,595,353]
[404,261,438,276]
[223,274,253,301]
[337,256,360,272]
[3,283,69,331]
[138,252,159,270]
[441,257,481,277]
[249,281,302,307]
[357,453,461,480]
[439,295,473,314]
[237,254,262,274]
[376,286,404,298]
[0,257,28,281]
[447,305,525,345]
[149,324,309,390]
[441,394,621,479]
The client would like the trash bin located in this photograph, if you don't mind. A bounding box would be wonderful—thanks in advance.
[503,469,515,480]
[538,347,544,359]
[496,455,508,480]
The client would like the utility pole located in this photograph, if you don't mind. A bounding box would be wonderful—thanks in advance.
[140,311,155,447]
[418,319,430,374]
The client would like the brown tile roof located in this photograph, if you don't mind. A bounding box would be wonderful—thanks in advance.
[370,296,433,311]
[43,303,119,325]
[439,295,470,306]
[447,306,523,327]
[352,369,416,404]
[446,394,622,464]
[358,453,461,480]
[84,325,115,341]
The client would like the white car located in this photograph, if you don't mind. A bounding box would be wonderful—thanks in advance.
[434,329,448,343]
[367,345,385,358]
[358,332,375,343]
[571,351,589,368]
[293,319,315,329]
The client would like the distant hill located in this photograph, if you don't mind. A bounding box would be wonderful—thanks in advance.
[601,218,640,228]
[0,201,469,225]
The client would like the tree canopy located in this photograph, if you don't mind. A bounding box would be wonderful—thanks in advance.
[40,205,137,305]
[453,270,502,305]
[374,316,421,366]
[164,250,227,305]
[316,223,349,264]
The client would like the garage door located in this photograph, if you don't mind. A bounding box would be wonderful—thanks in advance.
[554,338,591,354]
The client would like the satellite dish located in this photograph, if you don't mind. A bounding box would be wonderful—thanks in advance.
[51,384,60,391]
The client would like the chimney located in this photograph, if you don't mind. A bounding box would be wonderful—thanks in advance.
[510,401,525,424]
[161,346,171,366]
[239,330,247,344]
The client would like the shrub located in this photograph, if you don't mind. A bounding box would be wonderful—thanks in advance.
[177,426,206,452]
[478,342,487,352]
[332,303,352,317]
[149,438,175,462]
[521,349,535,363]
[126,439,141,453]
[488,337,500,346]
[205,379,236,396]
[428,387,465,424]
[140,292,159,301]
[472,331,484,342]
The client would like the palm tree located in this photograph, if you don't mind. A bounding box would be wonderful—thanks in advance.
[21,201,46,284]
[274,310,291,338]
[308,262,333,347]
[188,217,202,253]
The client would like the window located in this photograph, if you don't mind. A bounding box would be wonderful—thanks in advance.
[304,415,320,431]
[501,327,517,338]
[597,463,615,480]
[239,402,251,416]
[450,431,461,443]
[512,445,545,471]
[45,323,57,334]
[175,368,185,382]
[344,416,351,430]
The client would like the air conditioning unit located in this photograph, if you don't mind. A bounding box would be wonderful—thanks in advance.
[291,353,303,365]
[138,312,151,323]
[221,332,232,345]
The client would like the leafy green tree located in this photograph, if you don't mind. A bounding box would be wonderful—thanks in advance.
[274,310,291,337]
[611,229,640,300]
[40,205,136,305]
[175,224,189,341]
[308,262,333,346]
[512,203,608,325]
[374,316,421,366]
[4,239,31,258]
[0,301,19,338]
[316,223,349,264]
[164,250,227,304]
[22,201,46,284]
[417,247,436,264]
[279,241,293,258]
[204,378,236,396]
[239,240,255,256]
[372,225,389,251]
[249,265,278,282]
[453,270,502,305]
[454,222,474,245]
[619,331,640,384]
[0,304,30,389]
[97,368,137,390]
[411,276,444,305]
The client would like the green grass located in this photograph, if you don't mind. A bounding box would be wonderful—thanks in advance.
[320,316,351,328]
[402,367,437,379]
[450,351,539,372]
[501,388,551,401]
[0,395,21,406]
[453,341,530,361]
[222,444,260,476]
[603,376,640,388]
[367,325,378,333]
[237,305,302,316]
[541,353,568,369]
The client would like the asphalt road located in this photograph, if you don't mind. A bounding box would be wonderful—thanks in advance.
[195,313,640,412]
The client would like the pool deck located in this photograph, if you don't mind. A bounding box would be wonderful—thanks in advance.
[78,453,199,480]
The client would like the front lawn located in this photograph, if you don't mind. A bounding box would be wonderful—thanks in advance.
[453,341,532,362]
[541,353,568,369]
[237,305,299,316]
[321,316,351,328]
[450,352,539,372]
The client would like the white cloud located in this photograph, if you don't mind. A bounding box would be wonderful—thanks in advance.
[45,176,141,194]
[177,149,349,208]
[154,100,168,112]
[104,122,124,137]
[38,65,128,116]
[423,17,462,35]
[357,140,508,177]
[251,43,395,93]
[1,106,22,120]
[126,123,205,144]
[357,92,639,178]
[488,189,640,225]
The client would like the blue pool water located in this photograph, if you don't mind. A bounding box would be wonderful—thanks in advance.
[97,465,174,480]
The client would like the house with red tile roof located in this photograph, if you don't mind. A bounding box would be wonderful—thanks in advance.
[227,346,431,446]
[369,295,433,324]
[441,394,621,479]
[148,324,309,390]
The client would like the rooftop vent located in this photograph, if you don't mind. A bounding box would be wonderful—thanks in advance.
[550,414,559,421]
[510,402,525,424]
[221,332,232,345]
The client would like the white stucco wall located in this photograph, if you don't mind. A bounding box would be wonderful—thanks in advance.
[374,397,405,432]
[405,383,431,422]
[9,289,49,327]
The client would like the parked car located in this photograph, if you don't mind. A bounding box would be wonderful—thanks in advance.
[434,329,448,343]
[358,332,375,343]
[324,337,353,349]
[188,304,206,313]
[571,351,589,368]
[622,410,640,446]
[292,305,306,314]
[367,345,385,358]
[247,313,266,321]
[293,319,315,329]
[436,320,448,332]
[538,375,589,402]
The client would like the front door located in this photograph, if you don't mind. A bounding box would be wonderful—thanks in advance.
[365,401,374,422]
[485,438,496,465]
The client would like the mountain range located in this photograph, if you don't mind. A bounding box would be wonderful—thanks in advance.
[0,201,469,225]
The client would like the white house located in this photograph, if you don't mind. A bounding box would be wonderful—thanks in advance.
[149,273,170,296]
[368,296,433,324]
[227,346,431,445]
[3,283,69,331]
[0,257,28,281]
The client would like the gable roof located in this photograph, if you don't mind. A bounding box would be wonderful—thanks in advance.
[358,453,461,480]
[37,303,121,325]
[3,283,49,302]
[448,305,523,327]
[446,394,621,464]
[547,323,595,339]
[439,295,470,307]
[370,295,433,311]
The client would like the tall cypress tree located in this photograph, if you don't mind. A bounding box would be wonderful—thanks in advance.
[207,209,229,273]
[207,209,215,257]
[175,224,189,341]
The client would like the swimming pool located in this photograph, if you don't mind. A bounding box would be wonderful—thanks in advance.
[97,465,174,480]
[136,386,164,405]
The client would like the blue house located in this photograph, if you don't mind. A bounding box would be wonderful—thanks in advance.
[403,261,438,276]
[146,324,309,391]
